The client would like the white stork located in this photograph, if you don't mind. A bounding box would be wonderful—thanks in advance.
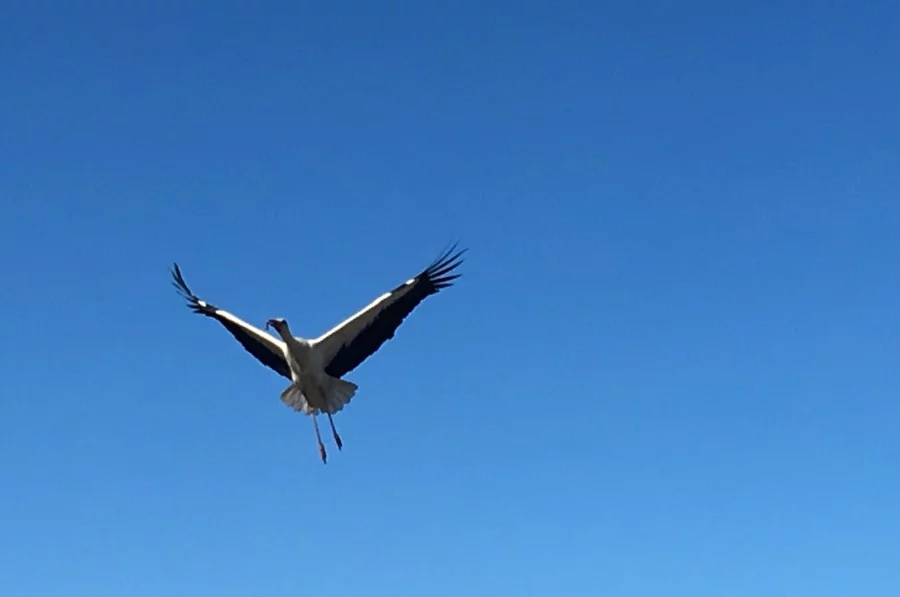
[170,245,466,463]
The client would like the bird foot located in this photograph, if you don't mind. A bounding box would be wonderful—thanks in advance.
[334,434,343,450]
[318,442,327,464]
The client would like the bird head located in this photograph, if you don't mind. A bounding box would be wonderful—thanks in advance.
[265,317,287,333]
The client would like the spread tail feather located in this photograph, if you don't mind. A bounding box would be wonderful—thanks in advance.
[325,378,358,414]
[280,383,315,414]
[279,378,358,415]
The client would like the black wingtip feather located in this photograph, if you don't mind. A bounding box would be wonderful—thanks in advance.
[423,243,466,291]
[170,262,215,314]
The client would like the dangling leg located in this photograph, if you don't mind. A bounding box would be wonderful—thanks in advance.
[326,412,343,450]
[312,414,327,464]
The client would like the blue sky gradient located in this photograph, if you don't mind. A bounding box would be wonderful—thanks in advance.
[2,1,899,595]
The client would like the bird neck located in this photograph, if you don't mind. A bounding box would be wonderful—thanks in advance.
[275,326,293,342]
[279,328,311,358]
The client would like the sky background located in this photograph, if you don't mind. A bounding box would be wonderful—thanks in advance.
[2,1,899,595]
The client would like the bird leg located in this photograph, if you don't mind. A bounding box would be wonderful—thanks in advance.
[326,412,343,450]
[312,415,327,464]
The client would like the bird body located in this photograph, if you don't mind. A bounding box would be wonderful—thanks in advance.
[170,245,465,463]
[266,318,359,459]
[269,327,331,412]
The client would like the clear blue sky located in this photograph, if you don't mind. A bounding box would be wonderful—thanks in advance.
[2,1,899,595]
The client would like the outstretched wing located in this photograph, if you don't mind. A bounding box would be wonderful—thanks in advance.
[312,244,466,379]
[171,263,292,380]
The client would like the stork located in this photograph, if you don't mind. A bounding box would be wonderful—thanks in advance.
[170,245,466,463]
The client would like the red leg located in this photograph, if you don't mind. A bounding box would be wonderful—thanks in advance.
[312,415,327,464]
[327,412,343,450]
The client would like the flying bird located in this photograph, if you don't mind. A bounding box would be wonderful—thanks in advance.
[170,245,466,463]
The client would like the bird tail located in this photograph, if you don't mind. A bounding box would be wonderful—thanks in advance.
[279,383,315,414]
[278,378,358,415]
[324,377,358,414]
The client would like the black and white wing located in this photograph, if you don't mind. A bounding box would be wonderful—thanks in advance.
[170,263,292,379]
[312,245,466,379]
